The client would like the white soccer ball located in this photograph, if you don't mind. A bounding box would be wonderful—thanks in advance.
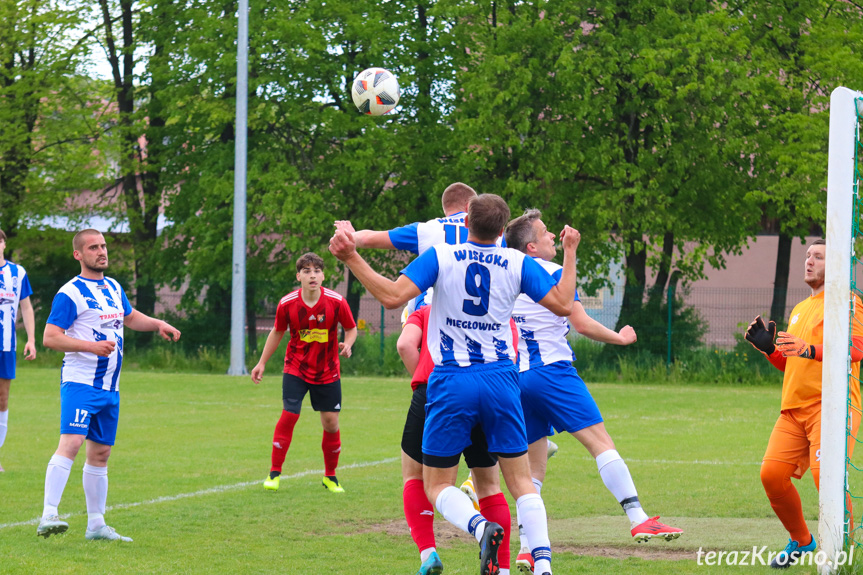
[351,67,400,116]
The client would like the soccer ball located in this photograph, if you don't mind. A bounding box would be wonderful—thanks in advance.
[351,68,400,115]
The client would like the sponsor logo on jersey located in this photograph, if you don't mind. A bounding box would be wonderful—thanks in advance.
[101,319,124,330]
[0,297,14,306]
[299,328,328,343]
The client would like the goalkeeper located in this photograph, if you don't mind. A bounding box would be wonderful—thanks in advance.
[745,238,863,568]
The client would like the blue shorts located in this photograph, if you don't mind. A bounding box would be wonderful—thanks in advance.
[60,382,120,445]
[0,351,15,379]
[422,361,527,459]
[518,360,603,444]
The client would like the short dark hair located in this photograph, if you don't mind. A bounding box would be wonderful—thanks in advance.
[505,209,543,253]
[73,229,103,251]
[0,229,6,242]
[467,194,510,241]
[296,252,324,273]
[441,182,477,213]
[811,238,826,247]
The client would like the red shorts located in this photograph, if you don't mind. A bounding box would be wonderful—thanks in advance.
[763,402,861,479]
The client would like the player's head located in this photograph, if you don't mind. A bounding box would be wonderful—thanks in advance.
[0,229,6,255]
[465,194,510,242]
[72,229,108,274]
[804,238,825,290]
[441,182,477,215]
[296,252,325,291]
[505,209,556,260]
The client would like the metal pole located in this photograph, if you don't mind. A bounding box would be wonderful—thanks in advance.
[228,0,249,376]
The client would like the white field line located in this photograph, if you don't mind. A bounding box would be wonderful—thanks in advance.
[596,457,761,466]
[0,456,398,531]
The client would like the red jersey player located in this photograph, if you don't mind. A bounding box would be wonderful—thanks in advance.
[251,252,357,493]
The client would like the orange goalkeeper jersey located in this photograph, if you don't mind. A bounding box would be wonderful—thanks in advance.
[780,291,863,411]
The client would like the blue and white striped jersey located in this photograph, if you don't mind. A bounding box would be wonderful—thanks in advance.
[402,242,556,367]
[389,212,471,255]
[46,275,133,391]
[0,262,33,352]
[512,259,580,372]
[389,212,506,313]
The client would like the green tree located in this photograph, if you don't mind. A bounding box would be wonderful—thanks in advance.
[437,0,765,356]
[739,0,863,326]
[0,0,110,249]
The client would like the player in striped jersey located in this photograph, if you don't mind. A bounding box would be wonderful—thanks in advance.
[0,229,37,473]
[338,182,487,313]
[37,229,181,542]
[331,194,579,575]
[504,211,681,571]
[251,252,357,493]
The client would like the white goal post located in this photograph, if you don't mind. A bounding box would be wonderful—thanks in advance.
[821,86,863,575]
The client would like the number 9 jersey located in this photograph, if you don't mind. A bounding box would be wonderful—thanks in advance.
[402,241,556,367]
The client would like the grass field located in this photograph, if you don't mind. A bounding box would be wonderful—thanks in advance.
[0,366,842,574]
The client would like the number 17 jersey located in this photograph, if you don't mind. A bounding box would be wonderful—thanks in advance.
[402,241,556,367]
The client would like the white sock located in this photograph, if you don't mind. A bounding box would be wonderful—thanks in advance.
[0,409,8,449]
[83,464,108,531]
[517,515,529,552]
[420,547,437,562]
[435,486,486,542]
[532,477,543,496]
[43,454,74,518]
[516,493,551,573]
[596,449,649,525]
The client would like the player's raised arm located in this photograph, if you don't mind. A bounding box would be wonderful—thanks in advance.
[329,228,421,309]
[335,220,395,250]
[535,225,579,316]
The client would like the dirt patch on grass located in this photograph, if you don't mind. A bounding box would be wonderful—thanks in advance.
[358,520,694,561]
[556,544,693,561]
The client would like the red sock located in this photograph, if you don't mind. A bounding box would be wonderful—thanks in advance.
[322,429,341,476]
[403,479,436,553]
[480,493,512,569]
[271,411,299,473]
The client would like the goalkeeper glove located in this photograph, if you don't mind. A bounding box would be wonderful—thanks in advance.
[745,315,776,354]
[776,331,816,359]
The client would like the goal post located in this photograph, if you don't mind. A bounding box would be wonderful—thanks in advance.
[821,86,863,575]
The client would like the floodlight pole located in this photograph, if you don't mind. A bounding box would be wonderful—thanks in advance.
[228,0,249,376]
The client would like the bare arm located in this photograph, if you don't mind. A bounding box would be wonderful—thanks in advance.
[124,309,181,341]
[44,323,115,357]
[397,322,423,376]
[335,221,395,250]
[339,326,358,357]
[329,229,421,309]
[250,328,286,384]
[19,296,36,360]
[536,226,580,316]
[569,302,636,345]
